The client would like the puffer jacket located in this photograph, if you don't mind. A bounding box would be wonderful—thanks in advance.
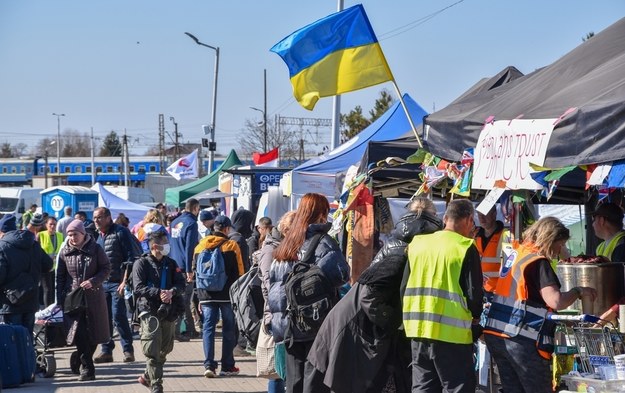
[192,232,244,302]
[132,253,186,321]
[370,211,444,267]
[0,230,53,314]
[97,223,139,283]
[268,222,350,343]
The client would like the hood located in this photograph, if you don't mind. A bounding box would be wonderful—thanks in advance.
[0,229,36,250]
[202,233,230,249]
[306,222,332,237]
[263,227,282,247]
[391,211,443,242]
[231,208,255,238]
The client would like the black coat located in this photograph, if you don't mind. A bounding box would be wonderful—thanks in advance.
[132,253,186,321]
[0,230,53,315]
[305,211,443,393]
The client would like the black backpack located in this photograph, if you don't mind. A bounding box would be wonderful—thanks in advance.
[283,233,336,344]
[229,263,264,347]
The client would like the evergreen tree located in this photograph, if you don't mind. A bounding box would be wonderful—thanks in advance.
[341,89,395,141]
[100,130,122,156]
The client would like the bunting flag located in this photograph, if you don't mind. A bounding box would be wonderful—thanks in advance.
[270,4,393,110]
[166,150,198,180]
[253,147,279,167]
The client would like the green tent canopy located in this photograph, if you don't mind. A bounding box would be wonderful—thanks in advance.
[165,149,242,207]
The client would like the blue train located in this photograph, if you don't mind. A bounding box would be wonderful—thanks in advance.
[0,156,226,186]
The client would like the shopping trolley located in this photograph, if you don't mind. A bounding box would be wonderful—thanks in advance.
[548,313,625,373]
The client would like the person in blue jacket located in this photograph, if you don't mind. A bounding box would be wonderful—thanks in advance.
[169,198,200,341]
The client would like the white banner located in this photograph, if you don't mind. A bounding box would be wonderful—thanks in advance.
[472,119,556,190]
[166,150,199,180]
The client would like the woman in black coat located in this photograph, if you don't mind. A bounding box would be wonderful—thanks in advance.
[305,198,443,393]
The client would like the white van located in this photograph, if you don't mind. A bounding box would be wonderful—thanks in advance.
[0,187,43,216]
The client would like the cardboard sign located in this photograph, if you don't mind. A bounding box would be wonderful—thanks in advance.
[472,119,556,190]
[476,183,506,215]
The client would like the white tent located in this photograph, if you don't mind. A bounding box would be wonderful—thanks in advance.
[91,183,150,227]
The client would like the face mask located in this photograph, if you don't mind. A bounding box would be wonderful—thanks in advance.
[160,244,171,256]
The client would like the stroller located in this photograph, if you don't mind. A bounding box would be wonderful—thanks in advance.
[33,304,80,377]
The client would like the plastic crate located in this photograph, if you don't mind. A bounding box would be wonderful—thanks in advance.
[561,375,625,392]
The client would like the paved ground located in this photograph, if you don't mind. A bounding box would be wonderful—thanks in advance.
[16,334,268,393]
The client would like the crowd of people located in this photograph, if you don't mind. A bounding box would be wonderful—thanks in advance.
[3,193,625,393]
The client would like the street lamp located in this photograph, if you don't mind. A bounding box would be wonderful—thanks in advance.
[185,32,219,174]
[249,106,267,153]
[52,113,65,182]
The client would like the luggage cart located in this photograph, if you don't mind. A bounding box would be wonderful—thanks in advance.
[33,317,81,378]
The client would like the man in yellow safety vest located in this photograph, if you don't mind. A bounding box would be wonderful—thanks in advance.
[402,199,483,392]
[591,202,625,262]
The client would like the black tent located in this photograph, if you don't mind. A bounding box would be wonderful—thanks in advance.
[422,16,625,168]
[359,66,526,197]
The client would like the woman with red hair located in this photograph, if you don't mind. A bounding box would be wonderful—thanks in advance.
[267,193,350,393]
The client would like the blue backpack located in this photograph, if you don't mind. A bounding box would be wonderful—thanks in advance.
[196,239,229,291]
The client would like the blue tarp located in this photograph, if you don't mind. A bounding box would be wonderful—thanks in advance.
[291,93,427,197]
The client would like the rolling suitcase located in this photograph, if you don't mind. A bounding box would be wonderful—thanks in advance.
[12,324,36,383]
[0,324,21,388]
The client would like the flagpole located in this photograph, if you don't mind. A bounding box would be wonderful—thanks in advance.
[330,0,344,151]
[391,81,423,148]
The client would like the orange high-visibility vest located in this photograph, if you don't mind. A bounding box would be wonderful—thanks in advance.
[484,243,554,359]
[476,228,511,293]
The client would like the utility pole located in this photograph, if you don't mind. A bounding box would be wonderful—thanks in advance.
[123,129,130,186]
[263,69,268,152]
[52,113,65,183]
[170,116,179,161]
[158,114,165,174]
[90,127,96,186]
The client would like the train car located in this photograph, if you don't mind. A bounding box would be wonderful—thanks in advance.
[0,156,227,186]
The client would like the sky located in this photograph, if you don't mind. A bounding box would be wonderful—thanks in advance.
[1,0,624,160]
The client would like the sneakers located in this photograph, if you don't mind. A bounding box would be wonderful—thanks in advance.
[220,366,240,376]
[138,374,151,389]
[93,352,114,364]
[203,367,217,378]
[123,352,135,363]
[151,384,163,393]
[78,373,96,381]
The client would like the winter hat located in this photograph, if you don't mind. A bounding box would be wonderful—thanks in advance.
[214,215,232,228]
[66,219,86,235]
[200,210,215,222]
[30,213,45,227]
[0,214,17,233]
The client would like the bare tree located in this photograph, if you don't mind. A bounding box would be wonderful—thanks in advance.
[236,118,299,164]
[34,137,57,158]
[0,142,12,158]
[11,143,28,157]
[61,129,91,157]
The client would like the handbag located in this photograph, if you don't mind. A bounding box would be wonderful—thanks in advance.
[63,259,89,317]
[256,326,279,379]
[3,272,36,305]
[274,342,287,381]
[64,287,86,317]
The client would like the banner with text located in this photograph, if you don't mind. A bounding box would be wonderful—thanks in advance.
[472,119,556,190]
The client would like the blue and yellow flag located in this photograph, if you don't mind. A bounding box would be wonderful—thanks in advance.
[271,4,394,110]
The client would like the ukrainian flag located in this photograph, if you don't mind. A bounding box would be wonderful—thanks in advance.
[271,4,394,110]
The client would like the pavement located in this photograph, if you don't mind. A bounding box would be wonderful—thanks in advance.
[16,333,268,393]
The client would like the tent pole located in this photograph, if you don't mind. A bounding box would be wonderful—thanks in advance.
[391,80,423,148]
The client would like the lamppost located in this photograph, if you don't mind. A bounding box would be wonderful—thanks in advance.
[249,106,267,153]
[185,32,219,174]
[52,113,65,183]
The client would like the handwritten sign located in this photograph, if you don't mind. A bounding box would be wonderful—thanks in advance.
[472,119,556,190]
[476,183,506,215]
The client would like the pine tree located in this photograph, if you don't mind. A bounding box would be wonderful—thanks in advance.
[100,131,122,156]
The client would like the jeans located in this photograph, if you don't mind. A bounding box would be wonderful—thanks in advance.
[201,302,236,370]
[175,281,195,334]
[101,281,134,354]
[269,378,286,393]
[484,334,551,393]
